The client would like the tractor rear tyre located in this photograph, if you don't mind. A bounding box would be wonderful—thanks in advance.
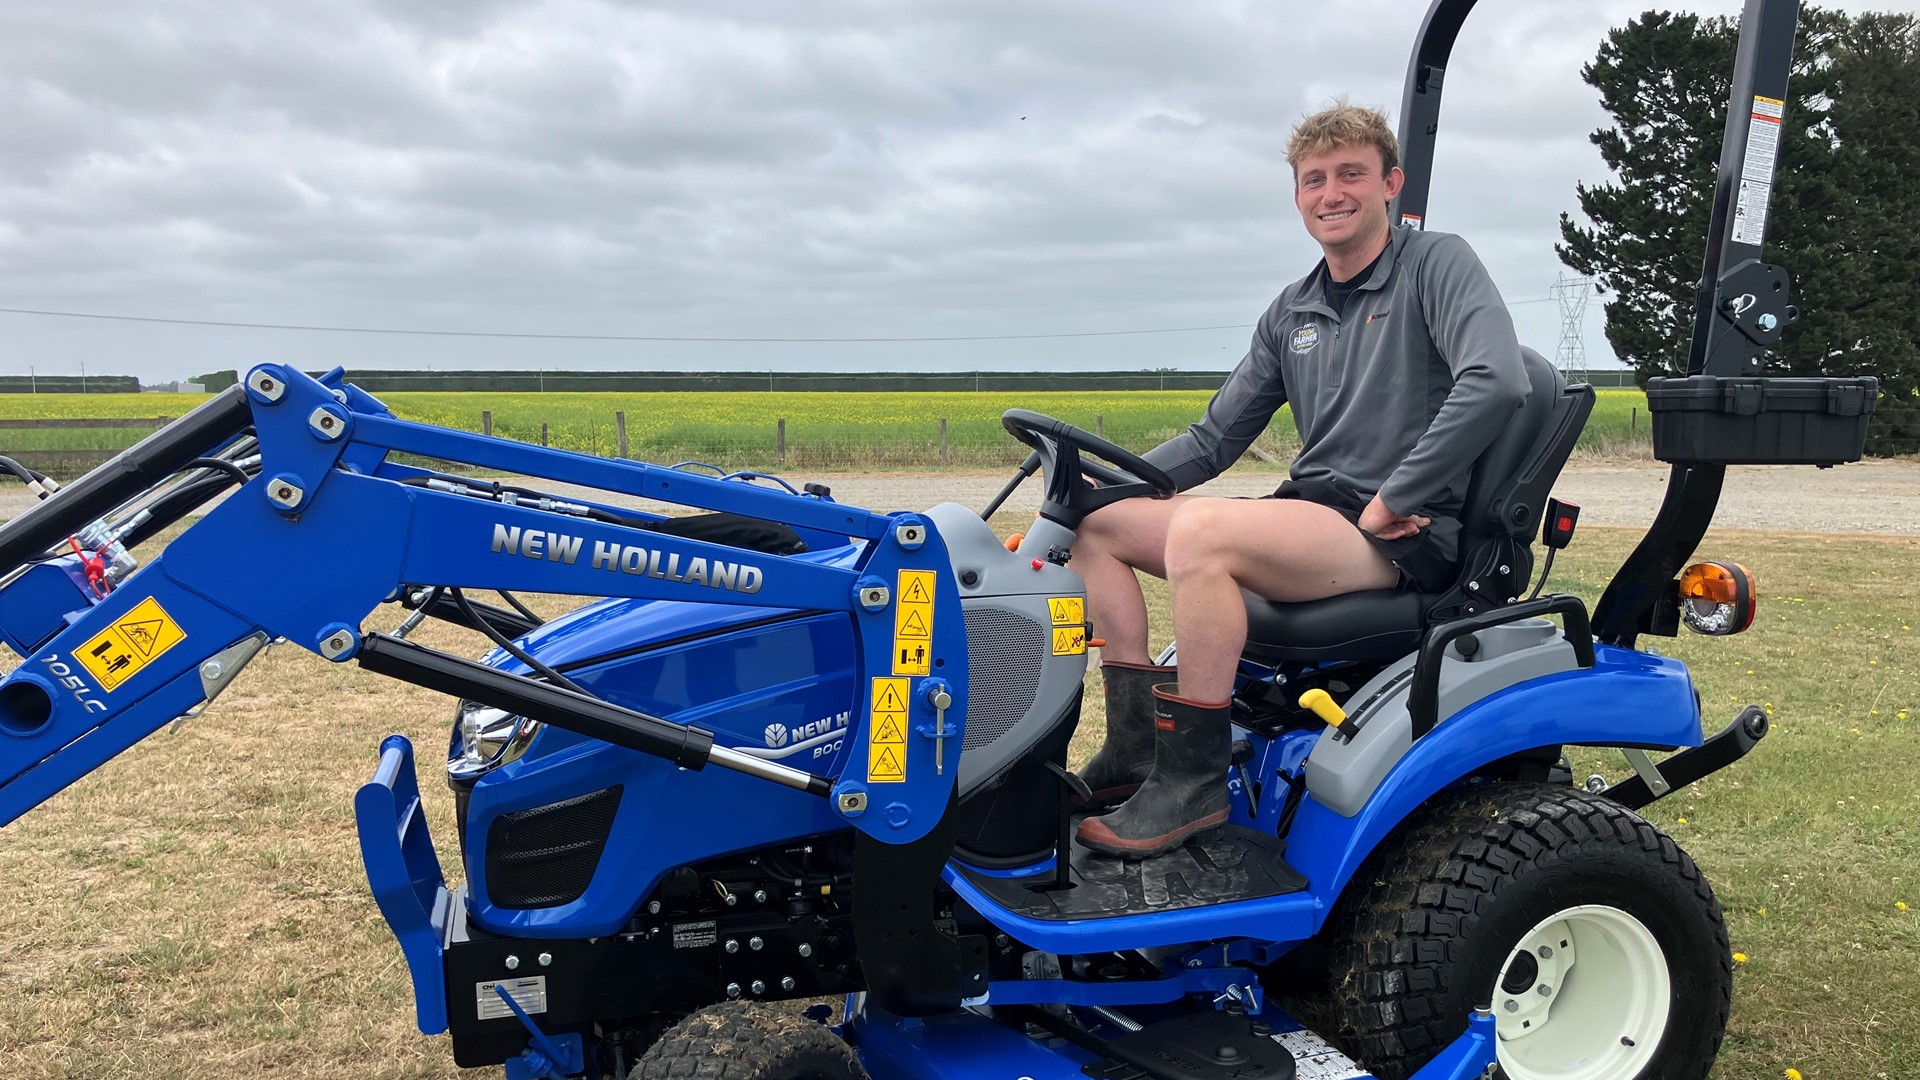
[629,1002,867,1080]
[1328,783,1730,1080]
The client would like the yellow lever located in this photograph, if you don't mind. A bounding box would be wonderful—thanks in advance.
[1298,688,1347,728]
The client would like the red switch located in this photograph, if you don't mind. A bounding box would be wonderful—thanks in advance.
[1542,499,1580,549]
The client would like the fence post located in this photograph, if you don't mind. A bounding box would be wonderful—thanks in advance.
[939,418,949,466]
[541,422,549,447]
[1096,415,1104,440]
[482,411,493,438]
[1631,407,1637,434]
[777,418,787,465]
[615,411,629,459]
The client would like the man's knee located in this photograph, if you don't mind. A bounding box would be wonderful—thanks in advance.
[1082,497,1182,571]
[1164,500,1236,578]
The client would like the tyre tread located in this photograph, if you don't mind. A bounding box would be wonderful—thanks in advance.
[631,1002,866,1080]
[1329,783,1731,1080]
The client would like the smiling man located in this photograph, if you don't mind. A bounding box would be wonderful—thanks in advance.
[1073,102,1529,857]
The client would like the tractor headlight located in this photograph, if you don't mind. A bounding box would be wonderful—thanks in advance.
[447,700,543,782]
[1676,561,1757,636]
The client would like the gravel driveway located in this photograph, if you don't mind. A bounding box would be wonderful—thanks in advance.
[3,460,1916,535]
[795,460,1920,535]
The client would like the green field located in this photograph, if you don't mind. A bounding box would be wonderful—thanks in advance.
[0,388,1656,471]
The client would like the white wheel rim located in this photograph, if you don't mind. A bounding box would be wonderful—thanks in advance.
[1491,904,1671,1080]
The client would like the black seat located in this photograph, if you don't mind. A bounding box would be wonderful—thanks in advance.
[1242,347,1595,663]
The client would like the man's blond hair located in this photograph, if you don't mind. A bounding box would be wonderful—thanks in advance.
[1286,101,1399,177]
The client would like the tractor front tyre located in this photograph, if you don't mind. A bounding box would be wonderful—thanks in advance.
[629,1002,867,1080]
[1328,783,1730,1080]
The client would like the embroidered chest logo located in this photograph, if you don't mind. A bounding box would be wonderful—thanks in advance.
[1365,310,1391,325]
[1289,324,1321,354]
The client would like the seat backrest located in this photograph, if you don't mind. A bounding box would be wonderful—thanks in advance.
[1460,348,1562,541]
[1424,347,1595,621]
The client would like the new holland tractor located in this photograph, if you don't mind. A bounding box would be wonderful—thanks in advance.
[0,0,1880,1077]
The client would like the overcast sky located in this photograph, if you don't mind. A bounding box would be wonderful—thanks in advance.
[5,0,1917,386]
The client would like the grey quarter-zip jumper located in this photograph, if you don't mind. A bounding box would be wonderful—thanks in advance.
[1143,223,1529,524]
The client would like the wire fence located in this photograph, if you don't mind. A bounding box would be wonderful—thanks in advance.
[474,412,1294,472]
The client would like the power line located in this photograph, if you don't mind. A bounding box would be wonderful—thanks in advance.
[0,295,1560,344]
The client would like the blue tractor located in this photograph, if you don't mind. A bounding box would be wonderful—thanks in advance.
[0,0,1880,1077]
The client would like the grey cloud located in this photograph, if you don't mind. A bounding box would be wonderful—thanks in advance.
[3,0,1917,382]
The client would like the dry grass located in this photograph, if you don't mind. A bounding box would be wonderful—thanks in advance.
[0,523,1914,1078]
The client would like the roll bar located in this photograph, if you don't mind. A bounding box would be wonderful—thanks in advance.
[1393,0,1811,647]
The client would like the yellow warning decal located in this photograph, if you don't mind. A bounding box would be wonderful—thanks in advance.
[76,596,188,693]
[893,569,936,676]
[1052,626,1087,656]
[1047,596,1085,625]
[894,606,930,640]
[868,676,910,783]
[898,571,935,606]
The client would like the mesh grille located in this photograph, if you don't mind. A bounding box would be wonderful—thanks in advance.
[485,786,623,909]
[962,606,1047,751]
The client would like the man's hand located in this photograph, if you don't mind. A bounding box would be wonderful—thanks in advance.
[1360,494,1431,541]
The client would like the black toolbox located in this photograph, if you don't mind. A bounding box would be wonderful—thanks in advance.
[1645,375,1878,465]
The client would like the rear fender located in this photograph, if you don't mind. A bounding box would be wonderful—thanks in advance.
[1285,646,1699,924]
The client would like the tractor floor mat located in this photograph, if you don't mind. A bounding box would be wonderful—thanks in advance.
[955,825,1307,921]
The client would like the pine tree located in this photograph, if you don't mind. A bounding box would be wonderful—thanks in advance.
[1557,8,1919,455]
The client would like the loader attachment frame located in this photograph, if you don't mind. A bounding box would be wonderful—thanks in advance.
[0,363,968,848]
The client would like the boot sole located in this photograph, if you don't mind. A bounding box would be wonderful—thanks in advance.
[1077,809,1230,859]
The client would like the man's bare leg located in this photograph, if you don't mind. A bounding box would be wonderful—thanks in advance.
[1080,497,1400,857]
[1165,497,1400,704]
[1072,495,1194,663]
[1068,495,1194,804]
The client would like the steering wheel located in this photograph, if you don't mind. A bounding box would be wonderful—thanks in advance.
[998,409,1176,529]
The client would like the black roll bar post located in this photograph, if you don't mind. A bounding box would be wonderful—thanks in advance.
[1592,0,1802,647]
[1391,0,1478,231]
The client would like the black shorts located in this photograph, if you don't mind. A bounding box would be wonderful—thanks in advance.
[1264,479,1461,593]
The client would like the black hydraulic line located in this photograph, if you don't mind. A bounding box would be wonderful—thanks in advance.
[0,385,251,574]
[419,590,540,639]
[0,455,39,485]
[180,457,252,486]
[496,590,545,627]
[118,473,239,550]
[357,633,716,771]
[449,588,579,692]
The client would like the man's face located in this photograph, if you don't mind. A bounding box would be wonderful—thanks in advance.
[1293,144,1404,256]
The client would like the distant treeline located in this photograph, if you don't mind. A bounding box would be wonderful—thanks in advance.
[0,374,141,394]
[191,368,1640,393]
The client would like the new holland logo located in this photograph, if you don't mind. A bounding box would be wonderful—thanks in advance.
[763,723,790,749]
[1290,323,1321,354]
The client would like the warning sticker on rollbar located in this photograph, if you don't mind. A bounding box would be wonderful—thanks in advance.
[476,976,548,1020]
[1274,1028,1368,1079]
[1732,95,1785,246]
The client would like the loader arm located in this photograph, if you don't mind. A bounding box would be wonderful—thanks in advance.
[0,364,968,845]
